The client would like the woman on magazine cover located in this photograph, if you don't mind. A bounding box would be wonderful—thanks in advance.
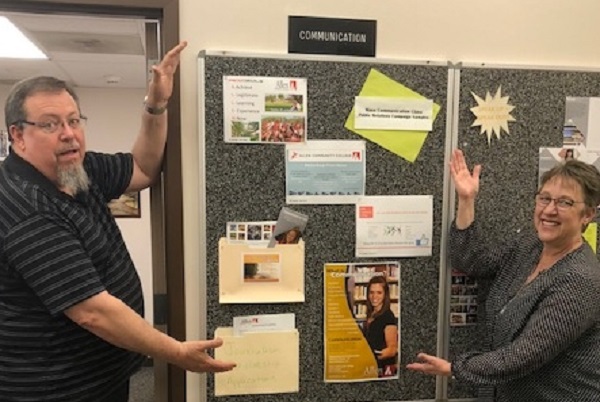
[275,227,302,244]
[363,275,399,377]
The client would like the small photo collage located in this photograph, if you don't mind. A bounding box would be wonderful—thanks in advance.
[227,220,277,243]
[449,269,478,327]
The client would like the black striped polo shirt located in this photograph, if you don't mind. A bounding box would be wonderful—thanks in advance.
[0,151,145,401]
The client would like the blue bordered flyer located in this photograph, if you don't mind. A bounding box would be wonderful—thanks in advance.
[285,140,366,204]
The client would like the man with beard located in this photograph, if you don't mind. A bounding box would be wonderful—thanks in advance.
[0,41,235,402]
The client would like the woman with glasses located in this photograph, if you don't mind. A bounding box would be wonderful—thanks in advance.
[408,149,600,401]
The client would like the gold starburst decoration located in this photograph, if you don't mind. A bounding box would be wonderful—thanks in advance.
[470,86,516,144]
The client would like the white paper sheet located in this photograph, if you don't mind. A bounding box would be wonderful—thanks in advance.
[233,313,295,336]
[223,76,308,143]
[355,195,433,257]
[354,96,433,131]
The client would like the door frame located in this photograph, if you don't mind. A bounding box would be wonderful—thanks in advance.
[0,1,185,401]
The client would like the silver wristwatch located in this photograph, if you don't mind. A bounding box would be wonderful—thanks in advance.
[143,96,167,115]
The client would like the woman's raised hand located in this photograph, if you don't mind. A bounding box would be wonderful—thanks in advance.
[450,149,481,200]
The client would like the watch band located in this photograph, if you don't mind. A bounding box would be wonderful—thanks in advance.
[143,96,167,115]
[144,103,167,115]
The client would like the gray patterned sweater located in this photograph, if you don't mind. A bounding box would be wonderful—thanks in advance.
[449,221,600,402]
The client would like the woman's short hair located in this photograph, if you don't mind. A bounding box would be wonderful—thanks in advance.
[540,160,600,209]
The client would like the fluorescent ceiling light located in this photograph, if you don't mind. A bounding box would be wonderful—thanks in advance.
[0,16,47,59]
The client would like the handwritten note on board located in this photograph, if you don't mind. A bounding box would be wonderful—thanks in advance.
[214,327,300,396]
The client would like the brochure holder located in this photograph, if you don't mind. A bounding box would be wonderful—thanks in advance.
[218,238,305,303]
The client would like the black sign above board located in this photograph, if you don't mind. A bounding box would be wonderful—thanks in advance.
[288,16,377,57]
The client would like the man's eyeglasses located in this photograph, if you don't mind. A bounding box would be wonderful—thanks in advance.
[15,116,87,134]
[535,193,585,210]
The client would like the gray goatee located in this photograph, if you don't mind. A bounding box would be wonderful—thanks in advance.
[57,163,90,194]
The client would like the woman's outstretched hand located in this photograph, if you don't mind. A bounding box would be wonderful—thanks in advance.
[450,149,481,201]
[406,353,452,377]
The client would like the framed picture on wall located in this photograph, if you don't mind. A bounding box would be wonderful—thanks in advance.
[108,191,141,218]
[0,130,9,162]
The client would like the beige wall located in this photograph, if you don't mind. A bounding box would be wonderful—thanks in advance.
[0,84,154,325]
[179,1,600,400]
[182,0,600,67]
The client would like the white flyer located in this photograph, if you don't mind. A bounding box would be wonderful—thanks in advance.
[355,195,433,257]
[354,96,433,131]
[233,313,296,336]
[223,76,307,143]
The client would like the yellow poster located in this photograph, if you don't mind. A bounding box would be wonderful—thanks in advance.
[344,69,440,163]
[583,222,597,253]
[324,262,400,382]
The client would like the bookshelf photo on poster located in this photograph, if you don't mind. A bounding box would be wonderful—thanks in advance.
[108,192,141,218]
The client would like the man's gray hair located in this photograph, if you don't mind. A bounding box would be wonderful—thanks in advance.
[4,76,81,134]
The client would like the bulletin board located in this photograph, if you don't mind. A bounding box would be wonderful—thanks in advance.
[448,65,600,399]
[199,51,451,402]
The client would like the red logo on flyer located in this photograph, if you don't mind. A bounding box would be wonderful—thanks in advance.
[383,364,397,377]
[359,206,373,219]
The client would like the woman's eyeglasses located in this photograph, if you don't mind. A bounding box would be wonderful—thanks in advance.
[535,193,584,210]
